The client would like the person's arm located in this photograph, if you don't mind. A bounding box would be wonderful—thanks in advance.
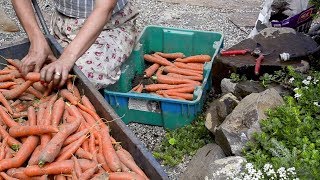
[11,0,56,75]
[41,0,117,87]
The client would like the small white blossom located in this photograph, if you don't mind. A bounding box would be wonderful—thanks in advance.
[307,76,312,80]
[313,79,319,84]
[294,88,299,91]
[302,79,310,86]
[294,93,301,99]
[289,77,294,83]
[313,102,320,107]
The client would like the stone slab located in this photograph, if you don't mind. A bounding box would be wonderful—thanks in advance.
[228,12,260,27]
[0,8,19,33]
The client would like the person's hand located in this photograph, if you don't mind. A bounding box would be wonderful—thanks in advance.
[21,38,57,76]
[40,57,74,87]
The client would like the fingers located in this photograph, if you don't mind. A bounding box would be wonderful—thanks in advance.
[59,68,69,88]
[21,56,35,76]
[40,62,70,87]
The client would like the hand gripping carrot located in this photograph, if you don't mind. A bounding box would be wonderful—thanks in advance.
[175,54,211,63]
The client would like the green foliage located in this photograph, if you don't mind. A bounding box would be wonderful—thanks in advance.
[230,73,247,83]
[153,115,213,166]
[243,69,320,180]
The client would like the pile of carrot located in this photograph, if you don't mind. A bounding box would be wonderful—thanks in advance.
[130,52,211,101]
[0,59,149,180]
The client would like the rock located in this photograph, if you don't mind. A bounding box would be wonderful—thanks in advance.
[215,88,284,156]
[179,143,226,180]
[205,156,246,180]
[292,60,310,73]
[212,27,318,93]
[205,93,239,134]
[268,83,291,97]
[0,8,19,33]
[221,78,237,94]
[234,80,266,99]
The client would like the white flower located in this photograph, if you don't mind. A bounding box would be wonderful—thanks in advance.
[289,77,294,83]
[277,167,287,178]
[294,93,301,99]
[287,167,296,175]
[302,79,310,86]
[307,76,312,80]
[293,88,299,91]
[266,168,276,176]
[314,102,320,107]
[245,163,254,170]
[313,79,319,84]
[263,163,273,172]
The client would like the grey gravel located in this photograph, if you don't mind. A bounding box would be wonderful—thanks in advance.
[0,0,259,179]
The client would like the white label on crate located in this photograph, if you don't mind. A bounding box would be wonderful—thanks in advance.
[128,98,161,113]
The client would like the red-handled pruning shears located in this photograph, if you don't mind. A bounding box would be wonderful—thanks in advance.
[220,43,274,75]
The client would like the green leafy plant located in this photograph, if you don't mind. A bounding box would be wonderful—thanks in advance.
[243,69,320,180]
[230,73,247,83]
[153,115,213,166]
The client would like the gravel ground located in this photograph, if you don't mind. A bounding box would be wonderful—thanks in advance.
[0,0,257,179]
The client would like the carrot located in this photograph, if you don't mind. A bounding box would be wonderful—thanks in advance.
[0,69,14,75]
[75,147,93,160]
[144,63,160,78]
[2,80,33,100]
[135,84,144,93]
[121,162,131,172]
[43,81,53,97]
[60,89,79,105]
[173,61,204,72]
[144,83,193,92]
[26,86,43,99]
[143,54,174,67]
[8,125,59,138]
[12,111,28,119]
[0,105,19,127]
[24,159,97,176]
[6,59,22,71]
[89,133,96,154]
[116,148,148,179]
[32,82,46,93]
[163,66,202,77]
[91,172,109,180]
[67,79,81,100]
[72,156,82,178]
[0,125,21,148]
[7,168,30,179]
[130,83,142,92]
[10,70,22,79]
[63,128,89,146]
[81,140,89,152]
[175,54,211,63]
[156,66,164,76]
[51,97,65,127]
[79,165,99,180]
[108,172,146,180]
[0,172,19,180]
[0,138,8,160]
[157,91,193,100]
[0,93,13,115]
[157,86,196,93]
[96,153,111,173]
[81,95,95,112]
[19,93,35,101]
[28,145,41,166]
[167,73,203,81]
[25,73,76,82]
[36,103,47,125]
[100,126,121,172]
[55,135,87,161]
[0,135,39,172]
[155,52,185,59]
[187,62,204,70]
[0,82,16,89]
[0,74,14,82]
[152,75,201,85]
[55,175,67,180]
[38,116,81,166]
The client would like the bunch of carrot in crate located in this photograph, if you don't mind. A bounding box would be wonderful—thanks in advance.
[131,52,211,101]
[0,59,149,180]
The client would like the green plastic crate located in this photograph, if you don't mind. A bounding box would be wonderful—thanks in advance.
[104,25,224,129]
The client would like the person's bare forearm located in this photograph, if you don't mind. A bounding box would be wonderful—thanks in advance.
[11,0,45,43]
[61,0,117,64]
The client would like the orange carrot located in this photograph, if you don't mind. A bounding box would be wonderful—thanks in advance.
[10,70,22,79]
[60,89,79,105]
[175,54,211,63]
[32,82,46,93]
[0,105,19,127]
[158,85,196,93]
[144,84,193,92]
[130,83,142,92]
[81,140,89,152]
[108,172,146,180]
[36,103,47,125]
[67,79,81,100]
[75,147,93,160]
[23,159,97,176]
[6,59,22,71]
[26,86,43,99]
[187,62,204,70]
[79,165,99,180]
[0,69,14,75]
[19,93,35,101]
[7,168,30,179]
[72,156,82,178]
[116,148,148,179]
[144,63,160,78]
[55,135,87,161]
[157,91,193,100]
[28,145,41,166]
[167,73,203,81]
[2,80,33,100]
[0,172,19,180]
[135,84,144,93]
[173,61,204,72]
[152,75,201,86]
[43,81,53,97]
[0,135,39,172]
[38,117,81,166]
[81,95,95,112]
[55,175,67,180]
[0,125,21,147]
[89,133,96,154]
[143,54,174,66]
[163,66,202,76]
[51,97,65,127]
[63,128,89,146]
[96,153,111,173]
[12,111,28,119]
[0,74,14,82]
[8,125,59,138]
[155,52,186,59]
[0,92,13,115]
[0,82,16,89]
